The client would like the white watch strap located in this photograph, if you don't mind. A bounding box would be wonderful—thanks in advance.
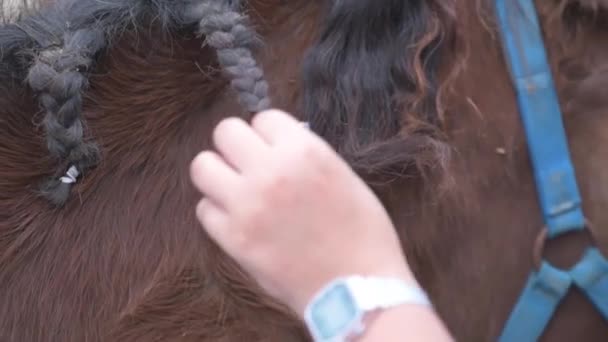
[346,276,432,311]
[304,275,433,342]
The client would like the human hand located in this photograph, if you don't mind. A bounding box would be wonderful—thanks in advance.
[190,109,416,316]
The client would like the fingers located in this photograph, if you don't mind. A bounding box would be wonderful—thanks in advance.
[196,198,230,241]
[192,109,317,261]
[190,150,240,207]
[251,109,307,144]
[213,117,269,171]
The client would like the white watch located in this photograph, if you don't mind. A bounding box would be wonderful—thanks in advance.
[303,275,432,342]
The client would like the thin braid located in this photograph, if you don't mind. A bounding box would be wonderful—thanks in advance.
[187,1,271,113]
[27,27,106,206]
[18,0,269,206]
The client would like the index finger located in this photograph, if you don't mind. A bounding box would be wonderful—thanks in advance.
[250,109,310,144]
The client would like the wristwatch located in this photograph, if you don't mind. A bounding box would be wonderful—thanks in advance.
[303,275,432,342]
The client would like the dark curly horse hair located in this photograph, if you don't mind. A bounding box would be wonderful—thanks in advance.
[1,0,608,341]
[11,0,271,206]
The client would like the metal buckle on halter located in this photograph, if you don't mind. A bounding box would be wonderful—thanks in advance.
[532,219,599,271]
[499,220,608,342]
[532,219,608,321]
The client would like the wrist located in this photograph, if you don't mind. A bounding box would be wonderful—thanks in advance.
[284,259,420,318]
[301,274,432,342]
[292,266,418,318]
[354,302,452,342]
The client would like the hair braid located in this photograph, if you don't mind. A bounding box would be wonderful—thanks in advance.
[27,27,106,206]
[17,0,271,206]
[186,0,271,113]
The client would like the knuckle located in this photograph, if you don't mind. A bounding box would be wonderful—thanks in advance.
[258,171,290,201]
[253,109,286,123]
[191,151,215,177]
[250,109,273,126]
[236,205,268,238]
[295,139,325,160]
[195,199,208,222]
[231,229,254,252]
[294,140,334,175]
[213,117,244,142]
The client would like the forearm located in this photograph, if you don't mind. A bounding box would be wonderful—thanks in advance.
[357,305,454,342]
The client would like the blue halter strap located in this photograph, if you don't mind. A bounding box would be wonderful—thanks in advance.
[494,0,608,341]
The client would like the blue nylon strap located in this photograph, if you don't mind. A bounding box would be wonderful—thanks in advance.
[494,0,584,237]
[570,248,608,319]
[498,263,572,342]
[494,0,608,340]
[498,250,608,342]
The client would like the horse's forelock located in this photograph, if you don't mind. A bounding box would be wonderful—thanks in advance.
[301,0,460,190]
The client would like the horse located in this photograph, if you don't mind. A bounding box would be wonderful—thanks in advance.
[0,0,607,341]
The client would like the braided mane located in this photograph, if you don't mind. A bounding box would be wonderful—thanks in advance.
[1,0,270,206]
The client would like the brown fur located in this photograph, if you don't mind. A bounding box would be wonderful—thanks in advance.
[0,0,607,341]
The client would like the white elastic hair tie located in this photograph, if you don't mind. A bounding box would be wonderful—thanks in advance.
[60,165,80,184]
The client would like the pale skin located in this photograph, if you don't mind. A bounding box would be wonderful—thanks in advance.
[190,109,454,341]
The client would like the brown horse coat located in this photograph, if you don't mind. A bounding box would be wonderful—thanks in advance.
[0,0,607,340]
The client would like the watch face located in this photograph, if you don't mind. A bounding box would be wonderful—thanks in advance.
[309,282,358,340]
